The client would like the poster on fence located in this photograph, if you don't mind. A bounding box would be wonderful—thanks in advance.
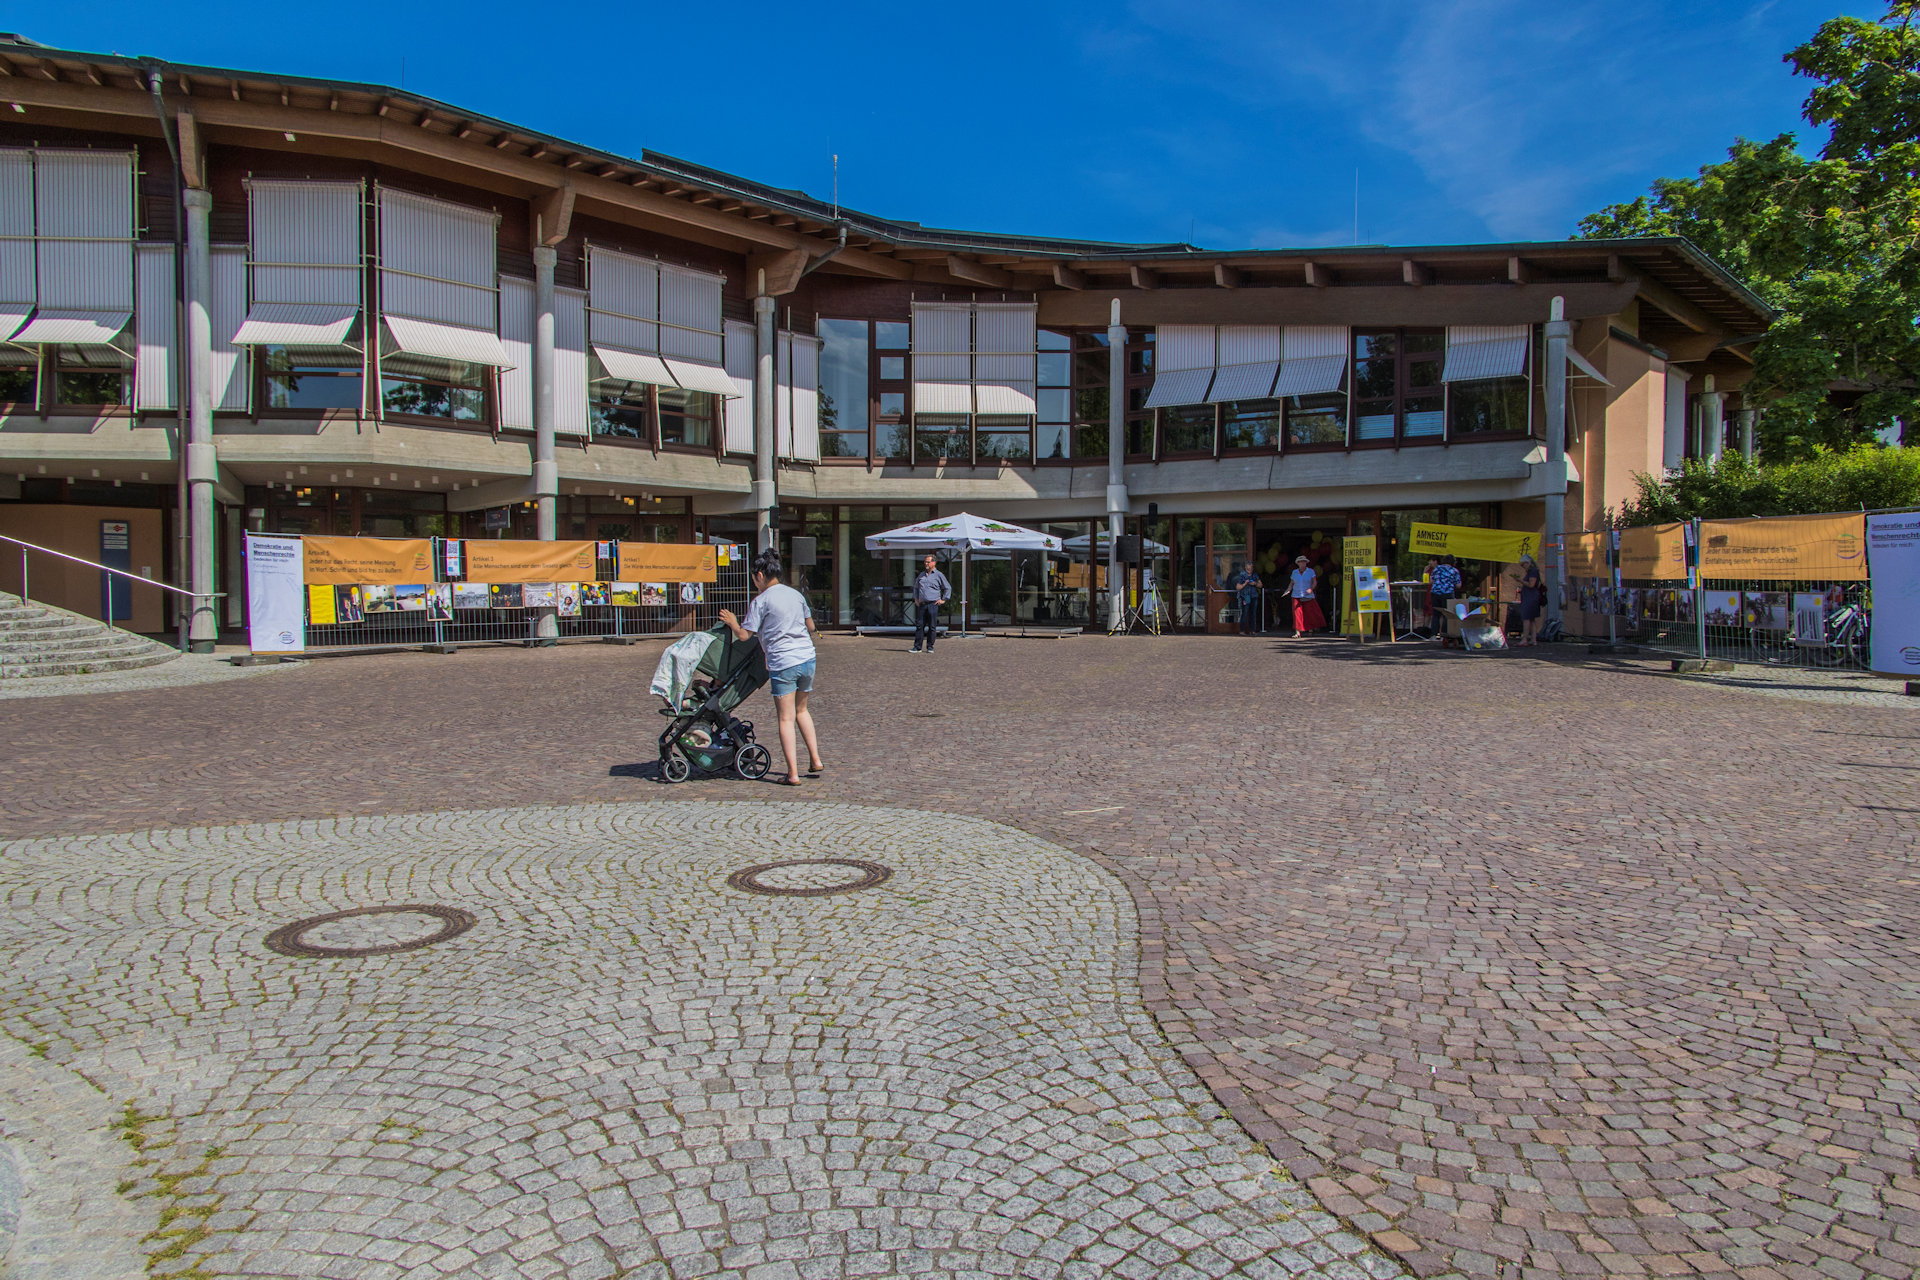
[245,534,305,653]
[618,542,718,583]
[1617,523,1689,581]
[1794,593,1826,647]
[464,540,596,584]
[307,584,337,627]
[1701,514,1867,580]
[302,536,433,585]
[453,583,490,610]
[1868,511,1920,676]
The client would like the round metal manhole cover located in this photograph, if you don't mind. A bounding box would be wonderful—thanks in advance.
[264,904,476,958]
[725,859,893,898]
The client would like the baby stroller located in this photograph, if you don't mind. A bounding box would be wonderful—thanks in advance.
[650,624,773,783]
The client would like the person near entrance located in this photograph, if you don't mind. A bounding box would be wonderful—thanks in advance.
[1231,563,1264,634]
[1429,555,1462,643]
[1516,554,1546,647]
[911,554,951,653]
[1288,554,1324,637]
[719,551,823,786]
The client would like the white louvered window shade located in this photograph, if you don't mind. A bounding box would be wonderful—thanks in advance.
[133,244,176,410]
[1144,325,1214,408]
[657,262,725,375]
[776,332,793,455]
[499,277,591,436]
[722,320,755,455]
[377,188,509,366]
[236,179,363,346]
[586,244,666,388]
[498,275,535,430]
[1207,325,1280,403]
[555,286,588,437]
[0,149,33,341]
[784,333,820,463]
[1442,324,1528,382]
[912,302,972,414]
[18,150,134,346]
[973,303,1037,415]
[211,246,249,411]
[1273,325,1349,397]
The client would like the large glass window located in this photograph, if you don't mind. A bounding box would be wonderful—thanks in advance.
[818,318,870,459]
[1286,392,1348,447]
[975,414,1032,460]
[1037,328,1071,460]
[53,341,133,407]
[262,345,363,411]
[1158,403,1215,456]
[590,378,651,441]
[658,387,714,448]
[1353,329,1443,443]
[914,414,969,462]
[1073,330,1154,460]
[875,320,909,459]
[0,347,37,404]
[381,351,486,422]
[1448,377,1528,436]
[1221,399,1280,451]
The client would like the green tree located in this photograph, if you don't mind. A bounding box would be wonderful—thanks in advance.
[1616,444,1920,524]
[1578,2,1920,458]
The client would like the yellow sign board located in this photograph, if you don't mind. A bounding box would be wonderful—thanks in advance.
[1618,523,1689,580]
[464,540,598,585]
[1564,533,1606,578]
[1355,565,1393,613]
[617,542,719,583]
[1408,522,1542,564]
[301,536,434,585]
[306,584,338,625]
[1342,535,1375,633]
[1700,514,1867,581]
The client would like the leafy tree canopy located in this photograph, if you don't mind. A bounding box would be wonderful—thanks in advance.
[1616,443,1920,524]
[1578,3,1920,459]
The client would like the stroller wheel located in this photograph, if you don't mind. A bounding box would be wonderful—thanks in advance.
[735,744,772,780]
[662,749,693,783]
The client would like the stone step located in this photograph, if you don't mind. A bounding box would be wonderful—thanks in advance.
[0,649,180,678]
[4,630,163,656]
[0,619,96,640]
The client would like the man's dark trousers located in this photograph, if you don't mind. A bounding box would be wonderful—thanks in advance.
[914,601,940,651]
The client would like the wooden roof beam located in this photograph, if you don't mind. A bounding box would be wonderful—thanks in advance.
[1622,266,1714,334]
[1507,256,1534,285]
[176,109,206,190]
[532,182,574,246]
[1214,263,1241,289]
[1130,264,1160,290]
[1304,261,1334,288]
[1051,262,1086,290]
[946,255,1013,288]
[1402,259,1433,287]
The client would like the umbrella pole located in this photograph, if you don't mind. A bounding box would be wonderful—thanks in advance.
[960,549,969,637]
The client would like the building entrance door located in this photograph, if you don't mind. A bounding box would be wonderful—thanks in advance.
[1204,518,1251,634]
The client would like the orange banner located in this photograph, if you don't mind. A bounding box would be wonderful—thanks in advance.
[1618,522,1688,581]
[617,543,718,583]
[302,536,434,585]
[1564,533,1606,578]
[464,540,597,584]
[1701,514,1867,581]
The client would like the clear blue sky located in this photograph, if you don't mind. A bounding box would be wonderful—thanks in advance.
[30,0,1852,249]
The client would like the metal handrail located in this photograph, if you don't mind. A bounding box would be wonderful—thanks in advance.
[0,532,222,604]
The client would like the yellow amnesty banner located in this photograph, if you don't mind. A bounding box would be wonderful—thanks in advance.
[1408,522,1542,564]
[302,536,434,585]
[617,542,718,583]
[1701,514,1868,581]
[464,540,598,585]
[1565,533,1607,578]
[1618,523,1689,580]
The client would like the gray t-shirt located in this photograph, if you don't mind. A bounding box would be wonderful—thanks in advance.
[741,582,816,672]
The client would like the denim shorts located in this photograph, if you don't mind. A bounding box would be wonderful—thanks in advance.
[769,658,816,696]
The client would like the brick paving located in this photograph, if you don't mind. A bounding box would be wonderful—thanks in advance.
[0,635,1916,1280]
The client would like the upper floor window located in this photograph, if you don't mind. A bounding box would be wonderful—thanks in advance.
[381,352,487,422]
[1073,330,1153,459]
[1221,399,1280,451]
[1353,330,1443,443]
[590,377,651,441]
[1285,391,1348,447]
[54,337,133,408]
[817,318,869,459]
[658,386,715,449]
[1036,328,1072,459]
[1158,403,1215,456]
[0,347,36,405]
[262,344,362,411]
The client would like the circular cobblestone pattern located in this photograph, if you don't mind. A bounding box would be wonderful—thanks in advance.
[0,802,1404,1280]
[264,903,477,958]
[726,857,893,897]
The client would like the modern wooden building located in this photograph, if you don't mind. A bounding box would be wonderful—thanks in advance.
[0,35,1772,638]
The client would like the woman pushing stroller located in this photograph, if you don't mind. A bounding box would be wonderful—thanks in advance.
[719,551,825,787]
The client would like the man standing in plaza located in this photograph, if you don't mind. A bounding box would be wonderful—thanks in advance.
[911,553,951,653]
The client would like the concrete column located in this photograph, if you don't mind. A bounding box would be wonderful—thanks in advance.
[1662,367,1687,473]
[835,514,851,625]
[1542,295,1571,634]
[531,245,559,645]
[1105,299,1127,633]
[1737,407,1756,461]
[1700,375,1725,463]
[183,189,217,652]
[753,289,777,554]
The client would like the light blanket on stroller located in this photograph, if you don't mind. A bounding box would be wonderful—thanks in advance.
[649,631,717,710]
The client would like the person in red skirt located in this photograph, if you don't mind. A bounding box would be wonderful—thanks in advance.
[1288,554,1325,637]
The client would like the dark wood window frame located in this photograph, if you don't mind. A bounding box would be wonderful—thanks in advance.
[1351,327,1445,449]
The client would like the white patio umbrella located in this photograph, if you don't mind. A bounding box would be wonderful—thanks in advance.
[1062,532,1171,557]
[864,512,1063,635]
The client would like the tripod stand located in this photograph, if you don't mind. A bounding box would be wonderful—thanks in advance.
[1109,566,1163,636]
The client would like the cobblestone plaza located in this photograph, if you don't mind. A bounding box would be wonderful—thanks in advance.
[0,636,1915,1280]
